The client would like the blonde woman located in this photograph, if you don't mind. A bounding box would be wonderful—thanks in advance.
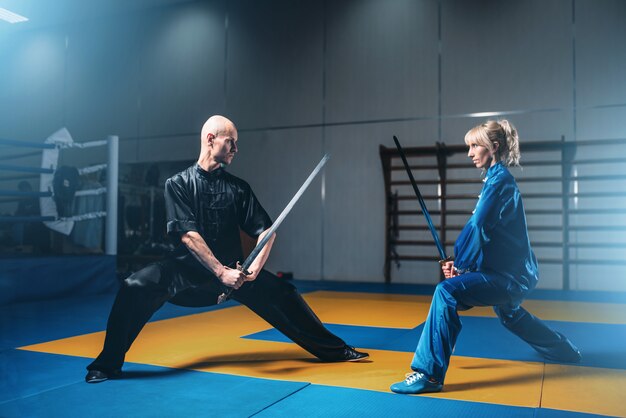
[391,120,581,395]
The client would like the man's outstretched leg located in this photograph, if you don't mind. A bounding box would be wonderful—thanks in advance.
[86,263,172,383]
[234,270,368,362]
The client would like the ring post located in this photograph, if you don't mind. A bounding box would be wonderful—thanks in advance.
[105,135,119,255]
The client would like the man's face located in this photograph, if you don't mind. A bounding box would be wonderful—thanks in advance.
[211,129,238,165]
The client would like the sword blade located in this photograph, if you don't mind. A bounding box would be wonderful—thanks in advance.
[217,154,330,303]
[392,135,447,261]
[242,154,329,271]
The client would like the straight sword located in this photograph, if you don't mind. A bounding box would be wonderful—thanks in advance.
[392,135,449,263]
[217,154,330,303]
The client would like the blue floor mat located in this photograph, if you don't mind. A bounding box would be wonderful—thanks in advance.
[0,349,309,418]
[252,384,610,418]
[245,317,626,369]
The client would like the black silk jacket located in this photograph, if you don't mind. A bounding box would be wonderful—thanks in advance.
[165,164,272,278]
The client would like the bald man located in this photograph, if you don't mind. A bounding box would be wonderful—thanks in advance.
[86,115,368,383]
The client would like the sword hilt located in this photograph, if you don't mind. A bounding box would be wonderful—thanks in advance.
[438,256,452,266]
[216,262,251,304]
[216,291,230,304]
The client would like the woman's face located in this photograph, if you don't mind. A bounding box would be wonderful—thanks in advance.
[467,141,496,169]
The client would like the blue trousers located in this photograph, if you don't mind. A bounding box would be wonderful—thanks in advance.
[411,272,580,383]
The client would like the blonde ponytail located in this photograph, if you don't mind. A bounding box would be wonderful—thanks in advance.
[497,119,520,167]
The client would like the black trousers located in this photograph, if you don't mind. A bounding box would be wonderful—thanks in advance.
[87,260,347,372]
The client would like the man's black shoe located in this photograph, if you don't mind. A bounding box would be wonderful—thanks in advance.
[85,369,121,383]
[341,346,369,362]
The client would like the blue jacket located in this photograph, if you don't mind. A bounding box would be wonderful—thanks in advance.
[454,162,538,291]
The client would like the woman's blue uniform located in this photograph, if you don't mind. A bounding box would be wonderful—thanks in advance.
[411,162,580,383]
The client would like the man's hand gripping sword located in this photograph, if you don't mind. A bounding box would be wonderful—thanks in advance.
[217,154,330,304]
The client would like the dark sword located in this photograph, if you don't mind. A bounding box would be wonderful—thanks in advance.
[392,135,449,262]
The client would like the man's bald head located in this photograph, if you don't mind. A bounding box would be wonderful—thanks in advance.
[201,115,237,146]
[198,115,239,169]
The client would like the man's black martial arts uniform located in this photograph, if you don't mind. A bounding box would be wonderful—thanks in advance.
[87,165,358,376]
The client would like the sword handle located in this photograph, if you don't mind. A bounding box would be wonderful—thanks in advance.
[216,262,250,304]
[438,256,452,266]
[216,290,230,304]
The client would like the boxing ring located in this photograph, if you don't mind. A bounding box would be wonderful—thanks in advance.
[0,129,119,305]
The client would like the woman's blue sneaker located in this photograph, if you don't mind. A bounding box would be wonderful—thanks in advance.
[390,372,443,394]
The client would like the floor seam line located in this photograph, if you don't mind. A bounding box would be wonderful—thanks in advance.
[0,380,84,406]
[247,382,312,417]
[538,361,546,410]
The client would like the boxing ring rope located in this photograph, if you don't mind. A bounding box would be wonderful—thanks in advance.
[0,129,118,255]
[106,134,118,256]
